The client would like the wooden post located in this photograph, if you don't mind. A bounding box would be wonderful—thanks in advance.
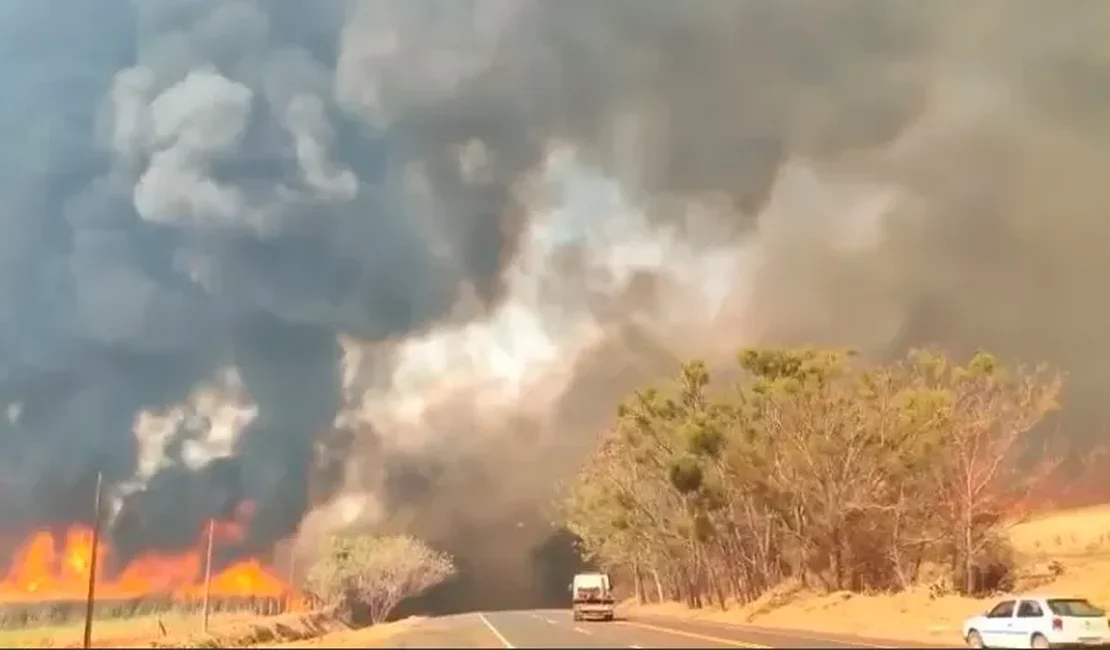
[201,518,215,633]
[82,472,104,650]
[285,550,296,613]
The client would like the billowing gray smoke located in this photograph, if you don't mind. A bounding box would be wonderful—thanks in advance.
[1,0,1109,607]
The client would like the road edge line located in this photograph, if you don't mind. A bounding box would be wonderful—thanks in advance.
[618,620,768,648]
[478,612,516,648]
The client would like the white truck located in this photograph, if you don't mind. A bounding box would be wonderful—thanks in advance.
[570,572,615,622]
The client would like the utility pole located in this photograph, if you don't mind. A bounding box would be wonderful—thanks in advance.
[82,472,104,650]
[201,518,215,633]
[285,549,296,613]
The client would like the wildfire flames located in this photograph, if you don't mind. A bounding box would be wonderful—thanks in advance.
[0,520,295,605]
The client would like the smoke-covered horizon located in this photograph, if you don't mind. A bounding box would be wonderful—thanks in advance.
[1,0,1109,608]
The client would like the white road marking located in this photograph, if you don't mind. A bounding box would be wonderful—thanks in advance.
[629,645,643,648]
[574,626,593,635]
[544,617,556,624]
[478,612,515,648]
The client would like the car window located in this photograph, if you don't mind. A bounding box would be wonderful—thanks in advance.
[988,600,1016,618]
[1017,601,1044,618]
[1048,599,1106,617]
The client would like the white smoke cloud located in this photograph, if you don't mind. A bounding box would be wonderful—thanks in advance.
[131,367,257,481]
[301,143,909,532]
[134,69,258,229]
[114,94,914,543]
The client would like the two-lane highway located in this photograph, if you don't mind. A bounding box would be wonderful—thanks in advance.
[375,608,957,648]
[479,609,749,648]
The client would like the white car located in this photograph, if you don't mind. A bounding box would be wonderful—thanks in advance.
[962,595,1110,648]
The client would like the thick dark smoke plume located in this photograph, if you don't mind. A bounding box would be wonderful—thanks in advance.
[1,0,1109,608]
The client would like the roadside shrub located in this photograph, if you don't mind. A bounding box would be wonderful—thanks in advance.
[305,533,456,625]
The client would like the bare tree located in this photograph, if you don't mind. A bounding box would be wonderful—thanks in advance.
[306,533,456,624]
[909,350,1062,594]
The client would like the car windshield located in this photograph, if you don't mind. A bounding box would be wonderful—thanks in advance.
[1047,599,1105,617]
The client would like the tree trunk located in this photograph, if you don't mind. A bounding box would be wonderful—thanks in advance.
[633,563,646,604]
[710,565,728,610]
[964,502,975,595]
[651,566,665,603]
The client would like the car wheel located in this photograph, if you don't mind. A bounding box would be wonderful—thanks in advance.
[1030,633,1050,649]
[966,629,985,648]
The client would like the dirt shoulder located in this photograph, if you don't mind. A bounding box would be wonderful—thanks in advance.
[251,617,422,648]
[623,505,1110,646]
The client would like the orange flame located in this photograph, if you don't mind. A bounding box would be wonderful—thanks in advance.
[0,521,294,604]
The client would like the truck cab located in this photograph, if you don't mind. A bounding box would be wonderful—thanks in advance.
[569,572,615,622]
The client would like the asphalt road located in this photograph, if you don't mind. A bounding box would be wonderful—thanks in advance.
[378,608,963,648]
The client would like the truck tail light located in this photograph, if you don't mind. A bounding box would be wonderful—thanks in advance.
[1052,617,1063,631]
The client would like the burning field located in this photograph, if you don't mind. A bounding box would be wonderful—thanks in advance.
[0,512,300,632]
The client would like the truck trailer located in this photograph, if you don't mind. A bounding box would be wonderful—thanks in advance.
[570,572,615,622]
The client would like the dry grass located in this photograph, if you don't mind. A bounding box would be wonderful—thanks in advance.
[252,616,423,648]
[0,607,419,650]
[0,609,348,649]
[623,504,1110,645]
[163,610,350,648]
[0,611,258,648]
[1010,504,1110,560]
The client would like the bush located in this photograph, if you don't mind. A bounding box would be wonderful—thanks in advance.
[305,533,456,625]
[966,533,1018,596]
